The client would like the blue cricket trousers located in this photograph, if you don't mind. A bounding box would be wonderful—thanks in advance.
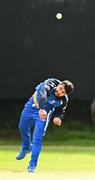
[19,97,47,167]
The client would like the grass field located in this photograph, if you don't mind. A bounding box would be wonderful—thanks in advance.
[0,143,95,179]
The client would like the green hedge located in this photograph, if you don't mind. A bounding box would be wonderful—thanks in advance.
[0,99,93,139]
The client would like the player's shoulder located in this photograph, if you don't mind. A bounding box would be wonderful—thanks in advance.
[44,78,61,85]
[43,78,61,91]
[35,78,61,91]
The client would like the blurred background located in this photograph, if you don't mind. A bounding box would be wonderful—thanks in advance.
[0,0,95,142]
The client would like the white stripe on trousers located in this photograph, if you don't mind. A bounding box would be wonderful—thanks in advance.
[43,111,52,136]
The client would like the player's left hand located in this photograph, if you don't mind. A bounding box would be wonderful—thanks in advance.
[53,117,62,126]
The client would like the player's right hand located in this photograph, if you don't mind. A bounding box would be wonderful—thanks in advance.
[39,109,47,119]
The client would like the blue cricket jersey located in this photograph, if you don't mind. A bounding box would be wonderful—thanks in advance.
[35,78,68,120]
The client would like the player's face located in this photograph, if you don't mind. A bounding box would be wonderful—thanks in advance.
[55,84,67,97]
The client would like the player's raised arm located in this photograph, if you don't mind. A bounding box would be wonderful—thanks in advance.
[35,78,60,109]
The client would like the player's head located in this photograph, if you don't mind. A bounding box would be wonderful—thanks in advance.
[55,80,74,97]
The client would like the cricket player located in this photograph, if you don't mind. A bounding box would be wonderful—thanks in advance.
[16,78,74,172]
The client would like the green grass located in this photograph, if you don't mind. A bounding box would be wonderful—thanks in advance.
[0,144,95,172]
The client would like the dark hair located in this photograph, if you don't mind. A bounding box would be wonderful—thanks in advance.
[60,80,74,95]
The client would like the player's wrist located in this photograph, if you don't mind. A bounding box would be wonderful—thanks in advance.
[39,109,47,119]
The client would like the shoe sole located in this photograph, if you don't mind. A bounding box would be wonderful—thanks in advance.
[16,150,31,160]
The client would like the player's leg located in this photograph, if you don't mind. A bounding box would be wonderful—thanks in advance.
[16,111,35,160]
[28,118,46,172]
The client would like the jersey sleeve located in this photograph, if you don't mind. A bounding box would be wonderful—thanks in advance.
[51,96,68,120]
[36,83,47,109]
[52,106,66,120]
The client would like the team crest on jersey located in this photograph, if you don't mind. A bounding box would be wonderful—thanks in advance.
[50,100,56,104]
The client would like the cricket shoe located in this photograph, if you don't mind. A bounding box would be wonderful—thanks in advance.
[16,146,32,160]
[28,165,36,173]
